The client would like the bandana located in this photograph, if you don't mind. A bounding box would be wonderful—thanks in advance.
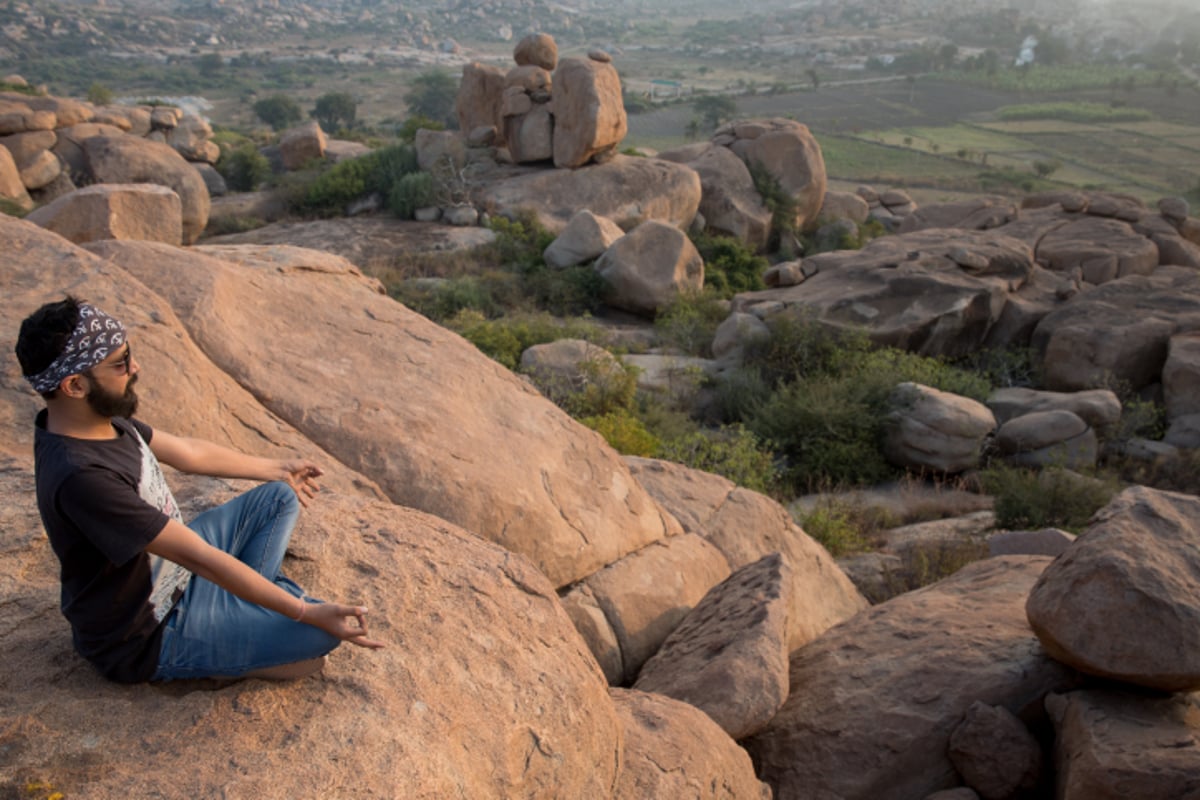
[24,303,127,394]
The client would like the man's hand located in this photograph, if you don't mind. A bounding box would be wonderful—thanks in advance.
[302,602,385,649]
[277,460,324,507]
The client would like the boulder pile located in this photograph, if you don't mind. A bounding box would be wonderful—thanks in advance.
[0,82,216,242]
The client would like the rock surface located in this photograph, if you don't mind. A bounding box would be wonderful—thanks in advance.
[722,118,827,231]
[83,239,677,589]
[1027,485,1200,691]
[475,154,701,234]
[81,134,210,244]
[1047,689,1200,800]
[595,219,704,316]
[25,182,183,245]
[551,56,627,168]
[626,456,867,651]
[611,689,772,800]
[658,142,772,251]
[543,209,625,268]
[948,701,1043,799]
[986,386,1121,429]
[633,553,791,740]
[744,556,1078,800]
[882,382,997,474]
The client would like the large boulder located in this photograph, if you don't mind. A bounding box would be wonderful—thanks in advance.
[1026,485,1200,692]
[897,198,1018,233]
[0,143,33,210]
[476,154,701,234]
[1035,216,1160,284]
[611,689,772,800]
[0,467,624,798]
[633,553,791,740]
[280,120,328,171]
[993,409,1097,470]
[882,382,997,474]
[1031,266,1200,392]
[948,701,1044,800]
[82,239,677,589]
[577,534,730,684]
[625,457,867,651]
[415,127,467,173]
[19,94,93,126]
[551,56,627,168]
[732,229,1035,359]
[595,220,704,316]
[167,112,219,164]
[543,209,625,268]
[503,105,554,164]
[659,142,772,252]
[81,135,210,244]
[986,386,1121,430]
[743,557,1078,800]
[50,121,127,177]
[723,118,826,231]
[513,32,558,71]
[1046,690,1200,800]
[0,96,57,134]
[24,183,183,246]
[1163,331,1200,422]
[456,62,507,147]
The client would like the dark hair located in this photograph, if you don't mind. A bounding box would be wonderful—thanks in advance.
[15,296,83,399]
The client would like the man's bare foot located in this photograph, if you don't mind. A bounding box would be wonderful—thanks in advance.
[241,656,327,680]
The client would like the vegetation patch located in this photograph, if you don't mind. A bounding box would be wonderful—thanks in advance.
[982,465,1120,532]
[997,102,1154,124]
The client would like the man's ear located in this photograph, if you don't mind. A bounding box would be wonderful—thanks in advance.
[59,374,87,399]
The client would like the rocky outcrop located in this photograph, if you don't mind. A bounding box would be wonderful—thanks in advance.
[882,382,996,474]
[24,183,183,246]
[595,219,704,316]
[611,689,772,800]
[633,553,791,740]
[948,701,1044,800]
[1032,266,1200,392]
[1163,332,1200,424]
[82,135,210,244]
[475,154,701,234]
[456,62,506,146]
[659,142,772,251]
[896,197,1018,233]
[744,557,1078,800]
[732,228,1035,359]
[1027,485,1200,692]
[720,118,826,232]
[1046,690,1200,800]
[82,238,678,589]
[0,142,33,209]
[625,457,867,652]
[575,534,730,684]
[513,32,558,71]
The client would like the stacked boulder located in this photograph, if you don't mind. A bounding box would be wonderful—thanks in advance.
[0,82,215,243]
[457,32,626,169]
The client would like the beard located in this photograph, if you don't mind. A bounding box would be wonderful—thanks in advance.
[86,374,139,419]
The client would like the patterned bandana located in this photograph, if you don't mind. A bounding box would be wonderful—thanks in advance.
[24,304,127,394]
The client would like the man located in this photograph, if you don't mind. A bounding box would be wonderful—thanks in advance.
[16,296,384,683]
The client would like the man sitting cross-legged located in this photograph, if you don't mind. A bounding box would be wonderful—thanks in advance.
[15,296,384,683]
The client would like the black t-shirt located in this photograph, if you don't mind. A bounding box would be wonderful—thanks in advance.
[33,411,190,683]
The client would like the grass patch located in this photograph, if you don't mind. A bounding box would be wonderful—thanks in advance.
[981,465,1120,532]
[997,102,1154,124]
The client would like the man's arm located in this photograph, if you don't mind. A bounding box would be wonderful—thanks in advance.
[148,430,323,506]
[146,519,384,649]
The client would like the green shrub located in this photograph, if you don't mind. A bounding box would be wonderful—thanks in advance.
[487,214,606,317]
[453,311,606,372]
[740,316,990,491]
[217,143,272,192]
[581,410,661,457]
[795,498,876,556]
[654,291,729,357]
[691,232,768,296]
[748,160,798,244]
[289,143,417,216]
[86,82,113,105]
[205,214,267,236]
[388,171,434,219]
[654,424,777,494]
[982,465,1119,532]
[254,93,303,130]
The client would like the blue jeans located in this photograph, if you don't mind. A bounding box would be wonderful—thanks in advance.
[152,482,340,681]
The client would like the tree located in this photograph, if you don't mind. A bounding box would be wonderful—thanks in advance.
[1033,159,1062,178]
[253,94,302,131]
[197,52,224,77]
[312,91,357,132]
[938,43,959,71]
[693,94,737,130]
[684,117,701,142]
[405,70,459,128]
[806,68,820,90]
[86,82,113,106]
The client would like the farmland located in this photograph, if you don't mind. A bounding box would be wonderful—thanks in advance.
[625,77,1200,202]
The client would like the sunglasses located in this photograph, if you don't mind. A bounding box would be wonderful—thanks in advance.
[100,344,134,376]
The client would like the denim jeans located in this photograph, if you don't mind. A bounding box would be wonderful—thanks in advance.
[152,482,340,681]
